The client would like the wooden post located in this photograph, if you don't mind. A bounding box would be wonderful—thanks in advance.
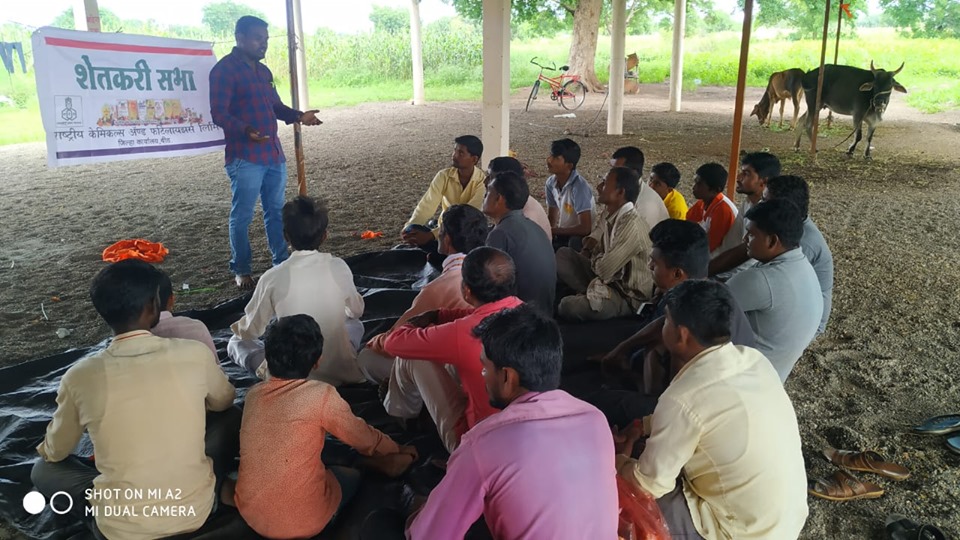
[286,0,306,195]
[410,0,425,105]
[481,0,510,170]
[811,0,831,156]
[607,0,626,135]
[726,0,753,198]
[833,3,842,64]
[291,0,309,109]
[668,0,686,112]
[73,0,101,32]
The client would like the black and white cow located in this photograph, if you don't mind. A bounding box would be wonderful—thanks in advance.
[794,61,907,159]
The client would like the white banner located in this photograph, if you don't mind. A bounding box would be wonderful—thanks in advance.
[32,27,225,168]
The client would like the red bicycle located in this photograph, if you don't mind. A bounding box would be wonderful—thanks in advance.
[526,57,587,112]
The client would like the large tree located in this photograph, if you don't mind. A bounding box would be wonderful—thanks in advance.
[879,0,960,38]
[201,1,268,36]
[741,0,868,38]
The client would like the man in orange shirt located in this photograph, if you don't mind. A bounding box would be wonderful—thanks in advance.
[235,315,417,539]
[685,162,738,255]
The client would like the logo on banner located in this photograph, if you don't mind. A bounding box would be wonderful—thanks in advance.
[55,95,83,126]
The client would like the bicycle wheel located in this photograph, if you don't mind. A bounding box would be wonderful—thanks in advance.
[525,80,541,112]
[560,80,586,111]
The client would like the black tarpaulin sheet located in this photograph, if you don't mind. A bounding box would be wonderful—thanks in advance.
[0,250,643,540]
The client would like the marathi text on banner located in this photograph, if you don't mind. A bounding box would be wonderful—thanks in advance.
[32,27,225,168]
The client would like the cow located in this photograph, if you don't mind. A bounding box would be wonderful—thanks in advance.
[794,61,907,159]
[751,68,806,130]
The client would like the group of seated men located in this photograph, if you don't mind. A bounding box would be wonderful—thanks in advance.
[31,134,834,540]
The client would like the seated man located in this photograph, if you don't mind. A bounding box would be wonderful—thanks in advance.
[229,196,366,385]
[236,315,417,539]
[647,162,688,220]
[709,151,782,278]
[401,135,486,254]
[611,146,669,228]
[407,305,618,539]
[151,269,218,357]
[483,171,557,314]
[685,162,739,256]
[592,219,755,401]
[382,247,522,453]
[726,199,822,381]
[357,205,489,384]
[545,138,594,250]
[556,167,655,321]
[616,280,808,540]
[487,156,552,240]
[32,260,238,540]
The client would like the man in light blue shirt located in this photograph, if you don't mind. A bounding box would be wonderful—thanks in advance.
[726,199,822,382]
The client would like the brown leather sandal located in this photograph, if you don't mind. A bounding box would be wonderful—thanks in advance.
[808,469,884,501]
[823,446,911,481]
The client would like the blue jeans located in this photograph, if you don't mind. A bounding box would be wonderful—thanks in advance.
[226,159,289,276]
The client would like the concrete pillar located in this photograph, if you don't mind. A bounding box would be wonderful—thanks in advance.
[481,0,510,169]
[669,0,686,112]
[607,0,626,135]
[73,0,101,32]
[410,0,425,105]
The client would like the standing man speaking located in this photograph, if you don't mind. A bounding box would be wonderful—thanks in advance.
[210,15,322,289]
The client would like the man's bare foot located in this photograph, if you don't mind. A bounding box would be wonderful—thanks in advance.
[219,477,237,507]
[235,275,254,290]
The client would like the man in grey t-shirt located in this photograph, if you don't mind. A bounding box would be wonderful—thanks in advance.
[727,200,822,382]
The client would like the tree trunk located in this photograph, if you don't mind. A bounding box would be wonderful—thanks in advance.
[567,0,604,92]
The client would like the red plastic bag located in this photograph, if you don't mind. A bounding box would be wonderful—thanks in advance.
[102,239,169,263]
[617,476,671,540]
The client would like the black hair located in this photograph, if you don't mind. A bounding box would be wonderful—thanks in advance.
[765,175,810,220]
[263,314,324,379]
[455,135,483,159]
[649,219,710,279]
[744,199,804,249]
[90,259,161,330]
[158,269,173,308]
[550,138,581,168]
[741,152,782,180]
[612,146,645,176]
[236,15,268,36]
[651,162,681,189]
[440,205,489,254]
[664,280,733,347]
[487,156,525,178]
[695,163,728,193]
[489,171,530,211]
[283,196,328,251]
[472,304,562,392]
[461,246,516,303]
[609,166,641,204]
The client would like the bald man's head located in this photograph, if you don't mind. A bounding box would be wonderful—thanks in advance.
[462,246,517,304]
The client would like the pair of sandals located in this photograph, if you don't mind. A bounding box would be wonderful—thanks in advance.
[885,514,947,540]
[912,413,960,455]
[808,446,910,501]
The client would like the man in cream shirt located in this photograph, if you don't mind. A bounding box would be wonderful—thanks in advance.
[615,280,808,539]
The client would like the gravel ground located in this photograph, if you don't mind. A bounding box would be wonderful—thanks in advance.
[1,84,958,539]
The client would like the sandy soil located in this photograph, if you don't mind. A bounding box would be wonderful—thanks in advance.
[1,83,959,539]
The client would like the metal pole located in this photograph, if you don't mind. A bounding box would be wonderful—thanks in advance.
[286,0,306,195]
[726,0,753,198]
[812,0,831,156]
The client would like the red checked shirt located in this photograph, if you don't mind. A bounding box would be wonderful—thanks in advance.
[383,296,523,434]
[209,48,302,166]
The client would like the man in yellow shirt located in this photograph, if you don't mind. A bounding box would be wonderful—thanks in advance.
[647,162,688,220]
[401,135,486,256]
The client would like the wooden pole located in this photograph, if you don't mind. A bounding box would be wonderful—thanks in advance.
[410,0,425,105]
[73,0,101,32]
[833,3,842,64]
[607,0,626,135]
[668,0,686,112]
[811,0,831,156]
[726,0,753,198]
[286,0,307,195]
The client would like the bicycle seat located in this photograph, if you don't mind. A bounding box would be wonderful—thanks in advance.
[560,65,570,71]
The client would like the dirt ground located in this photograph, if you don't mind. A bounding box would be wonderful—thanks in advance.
[1,83,959,539]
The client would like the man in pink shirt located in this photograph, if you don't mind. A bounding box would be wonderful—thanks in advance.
[151,270,218,357]
[356,205,489,384]
[407,304,619,539]
[383,247,523,453]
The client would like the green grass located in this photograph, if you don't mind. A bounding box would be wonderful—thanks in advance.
[2,28,957,146]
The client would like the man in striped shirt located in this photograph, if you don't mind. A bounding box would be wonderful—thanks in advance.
[556,167,655,320]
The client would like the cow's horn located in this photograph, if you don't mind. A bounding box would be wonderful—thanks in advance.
[870,60,876,72]
[891,62,904,76]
